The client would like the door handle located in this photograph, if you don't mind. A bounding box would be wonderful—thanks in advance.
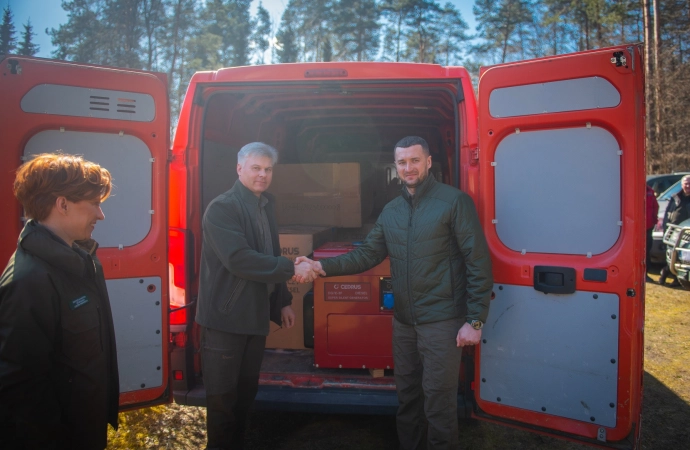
[533,266,576,294]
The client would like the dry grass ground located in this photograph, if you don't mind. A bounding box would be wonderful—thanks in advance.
[107,280,690,449]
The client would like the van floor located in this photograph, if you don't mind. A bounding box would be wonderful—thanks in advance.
[260,348,396,383]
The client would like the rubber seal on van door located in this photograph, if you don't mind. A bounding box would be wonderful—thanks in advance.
[533,266,576,294]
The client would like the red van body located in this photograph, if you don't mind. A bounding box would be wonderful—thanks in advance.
[0,45,645,448]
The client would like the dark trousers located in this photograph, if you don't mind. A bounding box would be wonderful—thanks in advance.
[393,317,463,450]
[200,326,266,450]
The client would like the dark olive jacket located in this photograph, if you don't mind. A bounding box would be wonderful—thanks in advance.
[196,180,294,335]
[320,175,493,326]
[0,221,119,450]
[665,190,690,226]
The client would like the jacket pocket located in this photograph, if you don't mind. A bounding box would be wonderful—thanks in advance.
[222,278,247,313]
[61,308,101,362]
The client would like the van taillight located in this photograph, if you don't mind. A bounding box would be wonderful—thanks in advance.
[169,229,188,326]
[173,370,184,381]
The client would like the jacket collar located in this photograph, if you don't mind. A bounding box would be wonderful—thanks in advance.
[402,172,437,206]
[19,220,93,277]
[232,179,275,206]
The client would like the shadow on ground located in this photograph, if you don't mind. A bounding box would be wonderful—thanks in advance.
[640,371,690,449]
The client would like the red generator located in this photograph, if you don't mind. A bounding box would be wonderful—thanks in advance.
[313,242,395,371]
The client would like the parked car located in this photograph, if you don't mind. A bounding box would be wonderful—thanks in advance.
[646,172,690,197]
[649,179,687,263]
[662,218,690,289]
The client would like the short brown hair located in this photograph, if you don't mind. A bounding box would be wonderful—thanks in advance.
[13,153,112,221]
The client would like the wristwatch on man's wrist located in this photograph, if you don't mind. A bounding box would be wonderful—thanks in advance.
[468,319,484,330]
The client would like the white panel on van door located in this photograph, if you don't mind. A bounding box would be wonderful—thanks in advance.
[480,284,619,427]
[494,126,621,255]
[24,130,152,248]
[106,277,163,392]
[21,84,155,122]
[489,76,620,118]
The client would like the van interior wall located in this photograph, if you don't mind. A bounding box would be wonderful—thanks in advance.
[200,88,458,222]
[196,86,458,360]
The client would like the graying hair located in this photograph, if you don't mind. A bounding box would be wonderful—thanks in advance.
[682,174,690,183]
[237,142,279,166]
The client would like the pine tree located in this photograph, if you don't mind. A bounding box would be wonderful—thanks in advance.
[162,0,199,128]
[381,0,415,62]
[49,0,110,63]
[332,0,380,61]
[142,0,166,70]
[17,19,40,56]
[292,0,333,61]
[226,0,253,66]
[473,0,535,63]
[0,5,17,55]
[322,38,333,61]
[252,2,272,64]
[276,3,300,63]
[436,2,469,65]
[403,0,442,63]
[101,0,142,68]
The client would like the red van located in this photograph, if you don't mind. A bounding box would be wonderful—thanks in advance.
[0,45,645,448]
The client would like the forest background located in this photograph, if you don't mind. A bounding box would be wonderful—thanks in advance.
[1,0,688,172]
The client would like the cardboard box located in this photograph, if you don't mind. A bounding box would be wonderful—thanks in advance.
[266,226,333,349]
[268,163,362,228]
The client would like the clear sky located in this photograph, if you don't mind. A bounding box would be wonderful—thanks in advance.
[7,0,478,60]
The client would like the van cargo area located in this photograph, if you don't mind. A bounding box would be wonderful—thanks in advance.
[172,81,472,414]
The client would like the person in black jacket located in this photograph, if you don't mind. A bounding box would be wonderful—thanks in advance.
[659,174,690,286]
[0,153,119,450]
[195,142,317,449]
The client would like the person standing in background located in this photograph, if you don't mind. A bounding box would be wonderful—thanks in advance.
[646,184,659,282]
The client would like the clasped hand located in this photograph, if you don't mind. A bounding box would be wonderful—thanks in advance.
[292,256,326,283]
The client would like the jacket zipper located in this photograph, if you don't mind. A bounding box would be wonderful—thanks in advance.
[407,203,417,325]
[223,278,247,312]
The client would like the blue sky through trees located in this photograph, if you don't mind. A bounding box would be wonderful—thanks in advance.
[7,0,477,61]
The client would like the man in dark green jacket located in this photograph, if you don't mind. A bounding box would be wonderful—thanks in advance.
[195,142,316,449]
[298,136,493,450]
[0,153,119,449]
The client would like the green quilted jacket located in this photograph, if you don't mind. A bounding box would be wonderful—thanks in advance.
[320,175,493,326]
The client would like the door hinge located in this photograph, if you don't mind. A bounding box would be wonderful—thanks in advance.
[611,51,627,67]
[167,149,174,162]
[7,59,21,75]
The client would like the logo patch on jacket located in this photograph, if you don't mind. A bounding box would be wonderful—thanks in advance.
[69,295,89,310]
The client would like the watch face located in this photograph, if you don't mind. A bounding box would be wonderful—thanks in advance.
[471,320,483,330]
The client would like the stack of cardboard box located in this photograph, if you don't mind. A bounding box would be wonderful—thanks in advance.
[265,226,333,349]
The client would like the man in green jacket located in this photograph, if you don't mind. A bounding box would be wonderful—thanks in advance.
[195,142,316,450]
[297,136,493,450]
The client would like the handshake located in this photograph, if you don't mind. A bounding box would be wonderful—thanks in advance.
[292,256,326,283]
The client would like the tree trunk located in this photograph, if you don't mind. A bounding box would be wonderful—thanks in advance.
[652,0,662,154]
[642,0,653,171]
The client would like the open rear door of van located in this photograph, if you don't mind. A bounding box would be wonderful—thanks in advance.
[475,45,645,448]
[0,56,171,410]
